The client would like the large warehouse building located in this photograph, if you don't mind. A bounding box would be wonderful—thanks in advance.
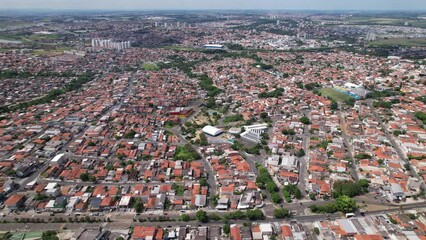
[202,125,223,136]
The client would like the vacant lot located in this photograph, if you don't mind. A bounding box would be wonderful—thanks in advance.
[319,88,353,102]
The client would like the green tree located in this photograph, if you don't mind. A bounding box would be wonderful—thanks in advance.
[314,227,320,235]
[80,173,89,182]
[271,192,282,204]
[335,195,357,213]
[196,210,208,222]
[266,181,278,192]
[199,178,209,187]
[246,209,265,220]
[300,116,311,125]
[42,231,59,240]
[274,208,290,219]
[133,198,144,213]
[223,223,231,235]
[295,149,305,157]
[199,133,208,146]
[330,101,338,110]
[180,214,191,222]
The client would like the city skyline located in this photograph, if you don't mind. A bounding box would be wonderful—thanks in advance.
[0,0,425,11]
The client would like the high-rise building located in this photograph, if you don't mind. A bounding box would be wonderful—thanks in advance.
[91,38,131,51]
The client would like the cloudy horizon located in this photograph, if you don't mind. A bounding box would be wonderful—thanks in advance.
[0,0,425,11]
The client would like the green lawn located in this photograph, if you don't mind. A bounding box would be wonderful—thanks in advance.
[347,17,426,29]
[319,88,354,102]
[141,63,159,71]
[369,38,426,47]
[164,46,201,52]
[173,144,200,161]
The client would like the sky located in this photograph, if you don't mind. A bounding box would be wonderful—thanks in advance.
[0,0,425,11]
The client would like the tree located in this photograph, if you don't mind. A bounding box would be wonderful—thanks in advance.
[330,101,338,110]
[246,209,265,220]
[133,198,144,213]
[335,195,357,213]
[223,223,231,235]
[180,214,191,222]
[300,116,311,125]
[314,227,320,235]
[196,210,208,222]
[89,175,97,182]
[225,210,246,220]
[282,128,296,135]
[266,181,278,192]
[260,112,268,119]
[271,192,282,204]
[199,133,208,146]
[274,208,290,219]
[199,178,209,187]
[295,149,305,157]
[42,231,59,240]
[80,173,89,182]
[283,184,302,201]
[358,179,369,191]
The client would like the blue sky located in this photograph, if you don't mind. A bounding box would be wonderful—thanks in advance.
[0,0,425,11]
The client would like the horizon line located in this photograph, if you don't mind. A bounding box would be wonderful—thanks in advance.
[0,8,425,12]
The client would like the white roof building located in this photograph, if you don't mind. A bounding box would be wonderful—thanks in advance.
[202,125,223,136]
[50,153,66,165]
[44,182,58,190]
[241,123,268,143]
[119,196,131,207]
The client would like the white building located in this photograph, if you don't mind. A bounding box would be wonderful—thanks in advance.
[202,125,223,136]
[241,123,268,143]
[50,153,67,165]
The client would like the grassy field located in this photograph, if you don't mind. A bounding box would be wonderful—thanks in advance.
[164,46,202,52]
[32,49,63,56]
[319,88,354,102]
[348,17,426,28]
[369,38,426,47]
[141,63,160,71]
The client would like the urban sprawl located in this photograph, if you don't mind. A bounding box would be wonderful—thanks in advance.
[0,11,426,240]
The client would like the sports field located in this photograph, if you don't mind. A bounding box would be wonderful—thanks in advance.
[319,88,354,102]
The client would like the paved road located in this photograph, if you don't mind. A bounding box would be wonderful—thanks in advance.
[169,107,217,197]
[10,73,133,196]
[298,120,311,196]
[3,198,424,233]
[338,111,360,181]
[367,100,422,186]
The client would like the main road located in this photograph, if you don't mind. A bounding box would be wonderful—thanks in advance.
[338,111,360,181]
[2,201,426,232]
[367,100,422,185]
